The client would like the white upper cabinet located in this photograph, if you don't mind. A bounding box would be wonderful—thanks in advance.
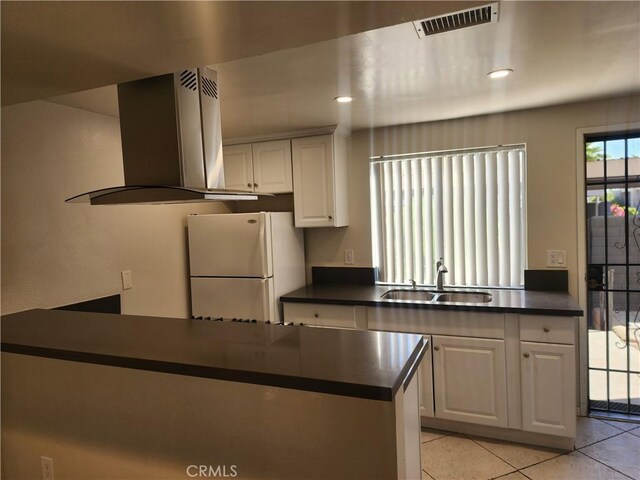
[292,134,349,228]
[252,140,293,193]
[223,140,293,193]
[223,144,253,191]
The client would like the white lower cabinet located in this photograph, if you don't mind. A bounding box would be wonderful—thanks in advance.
[521,341,576,437]
[432,335,508,427]
[418,335,434,418]
[285,303,578,445]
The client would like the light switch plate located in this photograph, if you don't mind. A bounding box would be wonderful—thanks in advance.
[546,250,567,268]
[121,270,133,290]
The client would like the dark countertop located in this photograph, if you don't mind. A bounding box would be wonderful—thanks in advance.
[0,309,426,402]
[281,284,583,317]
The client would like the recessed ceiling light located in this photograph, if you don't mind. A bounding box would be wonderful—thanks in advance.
[334,96,353,103]
[487,69,513,79]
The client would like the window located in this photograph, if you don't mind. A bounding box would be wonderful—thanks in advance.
[370,145,527,288]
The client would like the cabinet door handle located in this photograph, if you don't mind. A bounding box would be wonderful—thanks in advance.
[254,183,258,188]
[543,327,550,333]
[328,215,333,220]
[523,353,530,358]
[247,183,252,188]
[314,313,319,318]
[433,346,440,351]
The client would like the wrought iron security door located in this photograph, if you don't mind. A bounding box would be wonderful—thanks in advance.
[586,132,640,416]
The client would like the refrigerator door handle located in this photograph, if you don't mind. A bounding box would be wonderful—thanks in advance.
[259,215,268,277]
[261,279,270,320]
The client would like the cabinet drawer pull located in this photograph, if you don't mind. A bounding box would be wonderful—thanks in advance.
[328,215,333,220]
[314,313,319,318]
[543,327,550,333]
[433,346,440,351]
[523,353,530,358]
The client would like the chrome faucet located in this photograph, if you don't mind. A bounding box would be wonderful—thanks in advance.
[435,258,448,290]
[408,279,417,290]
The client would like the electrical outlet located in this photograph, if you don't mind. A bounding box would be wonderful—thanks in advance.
[121,270,133,290]
[547,250,567,268]
[41,456,54,480]
[344,249,354,265]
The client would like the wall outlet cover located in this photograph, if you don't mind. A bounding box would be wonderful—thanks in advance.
[121,270,133,290]
[41,456,54,480]
[344,249,355,265]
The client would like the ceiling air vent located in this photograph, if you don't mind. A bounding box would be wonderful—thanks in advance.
[413,2,499,39]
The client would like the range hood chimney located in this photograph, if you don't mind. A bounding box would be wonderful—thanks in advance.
[66,67,260,205]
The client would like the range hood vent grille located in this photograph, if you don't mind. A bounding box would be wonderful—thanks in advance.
[201,76,218,99]
[179,70,198,91]
[413,3,498,38]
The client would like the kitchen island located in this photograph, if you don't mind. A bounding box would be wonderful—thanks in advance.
[1,309,426,479]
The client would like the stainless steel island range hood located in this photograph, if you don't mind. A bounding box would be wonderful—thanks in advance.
[66,67,260,205]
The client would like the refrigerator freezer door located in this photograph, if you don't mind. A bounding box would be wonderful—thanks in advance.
[188,213,272,278]
[191,277,275,321]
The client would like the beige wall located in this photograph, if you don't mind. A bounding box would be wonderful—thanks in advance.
[2,352,399,479]
[3,96,639,317]
[1,101,231,317]
[305,94,640,297]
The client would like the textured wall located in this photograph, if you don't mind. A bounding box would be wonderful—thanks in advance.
[1,101,231,317]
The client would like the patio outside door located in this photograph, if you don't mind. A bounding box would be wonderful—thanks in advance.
[585,132,640,416]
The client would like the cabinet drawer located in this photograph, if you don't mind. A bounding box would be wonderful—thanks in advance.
[519,315,576,345]
[283,303,356,329]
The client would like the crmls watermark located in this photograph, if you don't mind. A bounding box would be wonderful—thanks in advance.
[186,465,238,478]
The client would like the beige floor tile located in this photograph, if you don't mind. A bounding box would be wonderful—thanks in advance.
[600,418,640,431]
[580,432,640,479]
[575,416,623,448]
[421,428,449,443]
[421,435,515,480]
[494,473,528,480]
[469,436,564,469]
[521,451,629,480]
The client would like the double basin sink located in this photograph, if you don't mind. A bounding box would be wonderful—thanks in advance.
[381,288,492,304]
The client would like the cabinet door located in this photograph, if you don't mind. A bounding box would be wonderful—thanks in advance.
[292,135,336,227]
[419,335,434,418]
[432,335,508,427]
[521,342,576,437]
[223,144,253,191]
[252,140,293,193]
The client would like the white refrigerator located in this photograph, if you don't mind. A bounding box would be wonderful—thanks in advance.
[188,212,305,323]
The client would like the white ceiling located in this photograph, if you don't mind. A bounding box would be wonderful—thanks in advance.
[48,1,640,138]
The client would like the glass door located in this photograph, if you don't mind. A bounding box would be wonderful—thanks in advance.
[586,132,640,416]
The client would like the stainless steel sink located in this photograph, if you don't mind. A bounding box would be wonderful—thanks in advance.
[380,288,492,304]
[380,289,436,302]
[435,292,492,303]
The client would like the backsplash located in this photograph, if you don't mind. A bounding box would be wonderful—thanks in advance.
[312,266,378,285]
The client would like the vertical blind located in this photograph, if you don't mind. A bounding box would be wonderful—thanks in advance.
[370,145,527,288]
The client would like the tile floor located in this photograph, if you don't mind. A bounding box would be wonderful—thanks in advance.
[420,417,640,480]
